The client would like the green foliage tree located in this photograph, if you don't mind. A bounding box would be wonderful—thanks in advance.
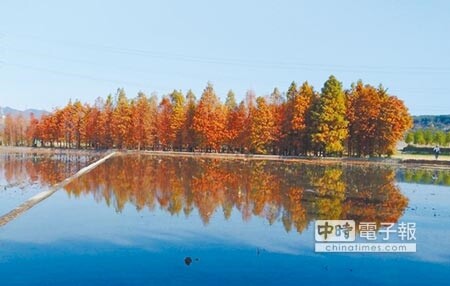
[433,131,446,146]
[414,129,425,145]
[405,132,414,144]
[310,75,348,156]
[225,90,237,110]
[423,129,433,145]
[286,81,298,102]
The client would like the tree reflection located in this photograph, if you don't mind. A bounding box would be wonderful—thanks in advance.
[0,153,95,187]
[63,155,408,234]
[399,169,450,186]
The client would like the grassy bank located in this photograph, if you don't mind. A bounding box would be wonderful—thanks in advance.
[402,145,450,155]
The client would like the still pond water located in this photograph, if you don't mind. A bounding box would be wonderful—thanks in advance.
[0,154,449,285]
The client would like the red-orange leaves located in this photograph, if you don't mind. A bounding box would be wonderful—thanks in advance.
[193,83,226,152]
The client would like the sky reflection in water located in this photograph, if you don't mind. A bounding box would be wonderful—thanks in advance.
[0,154,449,285]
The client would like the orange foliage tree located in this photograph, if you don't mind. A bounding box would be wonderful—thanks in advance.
[169,90,186,150]
[156,96,173,150]
[183,90,198,151]
[111,89,132,149]
[193,83,226,152]
[130,92,156,150]
[250,96,277,154]
[347,81,412,156]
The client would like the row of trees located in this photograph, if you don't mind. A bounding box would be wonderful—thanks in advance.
[404,128,450,146]
[1,75,413,156]
[1,113,37,148]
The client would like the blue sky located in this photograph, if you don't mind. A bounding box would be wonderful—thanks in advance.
[0,0,449,115]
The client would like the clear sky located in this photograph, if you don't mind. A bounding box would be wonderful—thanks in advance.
[0,0,449,115]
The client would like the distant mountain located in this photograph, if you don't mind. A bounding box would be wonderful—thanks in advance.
[0,106,48,119]
[412,115,450,131]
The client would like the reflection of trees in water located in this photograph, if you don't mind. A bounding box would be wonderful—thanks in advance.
[0,154,95,187]
[399,169,450,186]
[343,167,407,223]
[64,155,408,234]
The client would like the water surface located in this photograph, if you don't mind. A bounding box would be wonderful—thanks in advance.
[0,154,449,285]
[0,153,98,215]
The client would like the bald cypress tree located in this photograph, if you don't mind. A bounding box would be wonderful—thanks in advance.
[183,90,198,151]
[193,83,226,152]
[251,96,276,154]
[282,82,298,155]
[310,75,348,156]
[170,90,186,150]
[225,90,237,110]
[292,81,315,155]
[111,89,131,149]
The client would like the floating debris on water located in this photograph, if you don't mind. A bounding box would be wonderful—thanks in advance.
[184,257,193,266]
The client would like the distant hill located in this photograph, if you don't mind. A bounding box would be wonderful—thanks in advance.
[0,106,48,131]
[0,106,48,119]
[412,115,450,131]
